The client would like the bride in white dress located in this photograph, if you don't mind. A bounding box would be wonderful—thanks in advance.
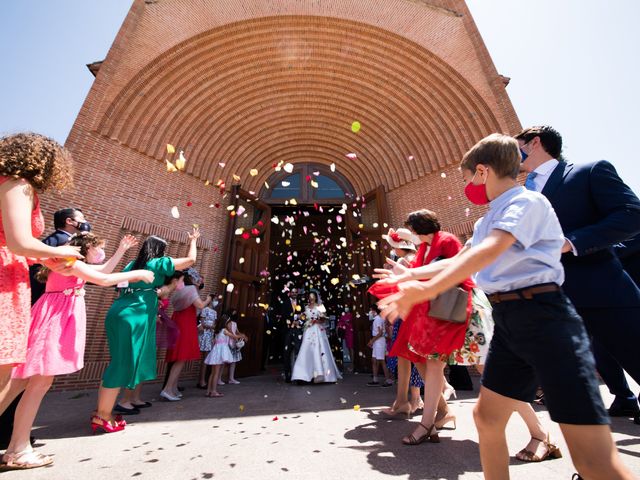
[291,290,342,383]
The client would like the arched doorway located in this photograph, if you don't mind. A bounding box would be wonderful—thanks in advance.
[223,164,390,376]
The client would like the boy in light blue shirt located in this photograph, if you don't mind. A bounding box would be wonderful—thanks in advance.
[378,134,632,480]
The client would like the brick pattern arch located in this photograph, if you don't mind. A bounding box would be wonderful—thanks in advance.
[97,15,503,195]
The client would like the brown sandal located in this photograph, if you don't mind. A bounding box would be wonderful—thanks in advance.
[402,423,440,445]
[515,435,562,462]
[0,450,53,471]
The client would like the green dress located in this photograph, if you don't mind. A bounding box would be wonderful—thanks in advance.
[102,257,175,389]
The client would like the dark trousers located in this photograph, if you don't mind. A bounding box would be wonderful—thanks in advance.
[448,365,473,390]
[579,307,640,408]
[283,328,303,380]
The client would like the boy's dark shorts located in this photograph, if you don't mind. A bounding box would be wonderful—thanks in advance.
[481,291,609,425]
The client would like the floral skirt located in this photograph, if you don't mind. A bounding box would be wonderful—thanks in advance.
[430,289,494,365]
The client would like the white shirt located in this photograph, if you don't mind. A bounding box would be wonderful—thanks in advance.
[371,315,385,341]
[529,159,559,193]
[527,159,578,256]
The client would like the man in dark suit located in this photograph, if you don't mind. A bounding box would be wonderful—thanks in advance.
[517,126,640,423]
[29,208,91,303]
[0,207,90,450]
[278,285,303,383]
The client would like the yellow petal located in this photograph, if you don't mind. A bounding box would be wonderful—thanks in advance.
[233,174,241,182]
[331,278,340,285]
[166,160,178,172]
[250,169,258,176]
[166,144,175,154]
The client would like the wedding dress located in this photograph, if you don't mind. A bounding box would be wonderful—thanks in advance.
[291,304,342,383]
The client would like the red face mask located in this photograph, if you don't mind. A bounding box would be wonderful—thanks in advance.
[464,171,489,205]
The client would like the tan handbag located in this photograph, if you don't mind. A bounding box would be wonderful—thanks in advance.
[429,287,468,323]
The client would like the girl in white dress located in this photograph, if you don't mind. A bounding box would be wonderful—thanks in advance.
[291,291,342,383]
[204,314,245,397]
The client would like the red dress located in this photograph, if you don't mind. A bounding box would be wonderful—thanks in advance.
[165,292,201,362]
[0,176,45,365]
[369,231,474,362]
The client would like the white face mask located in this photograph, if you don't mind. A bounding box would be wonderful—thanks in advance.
[369,312,375,320]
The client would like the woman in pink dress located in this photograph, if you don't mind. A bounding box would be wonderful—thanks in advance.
[0,233,153,470]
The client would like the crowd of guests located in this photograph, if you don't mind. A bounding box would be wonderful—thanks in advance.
[0,133,246,470]
[2,124,640,480]
[360,127,640,480]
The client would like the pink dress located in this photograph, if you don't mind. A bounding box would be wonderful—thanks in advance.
[0,176,45,365]
[12,272,86,378]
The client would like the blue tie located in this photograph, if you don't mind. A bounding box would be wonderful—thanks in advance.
[525,171,538,191]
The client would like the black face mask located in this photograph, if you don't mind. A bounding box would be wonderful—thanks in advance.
[198,283,205,290]
[73,221,91,232]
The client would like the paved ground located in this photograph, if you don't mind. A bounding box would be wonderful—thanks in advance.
[3,372,639,480]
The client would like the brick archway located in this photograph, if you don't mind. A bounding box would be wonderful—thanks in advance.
[97,14,506,195]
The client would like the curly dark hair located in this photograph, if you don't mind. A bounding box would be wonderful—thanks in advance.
[36,232,105,283]
[0,132,74,191]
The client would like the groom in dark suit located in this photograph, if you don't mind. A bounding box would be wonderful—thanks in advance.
[278,285,304,383]
[517,126,640,422]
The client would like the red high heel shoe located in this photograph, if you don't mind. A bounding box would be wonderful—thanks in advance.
[91,415,125,434]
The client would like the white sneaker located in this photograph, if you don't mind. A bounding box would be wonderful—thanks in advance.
[218,380,226,386]
[228,379,240,385]
[160,390,181,401]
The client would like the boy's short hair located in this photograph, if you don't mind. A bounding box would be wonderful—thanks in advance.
[515,125,563,160]
[461,133,521,179]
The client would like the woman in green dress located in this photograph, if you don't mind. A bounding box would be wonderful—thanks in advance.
[92,228,199,433]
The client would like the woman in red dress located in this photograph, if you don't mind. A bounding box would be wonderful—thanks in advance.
[0,133,82,470]
[370,210,474,445]
[161,269,212,401]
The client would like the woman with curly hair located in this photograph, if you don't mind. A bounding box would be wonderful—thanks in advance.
[0,133,82,393]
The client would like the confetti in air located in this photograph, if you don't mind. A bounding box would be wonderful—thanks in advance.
[166,160,178,172]
[330,163,336,172]
[284,163,294,173]
[441,172,447,178]
[226,283,235,293]
[166,144,176,154]
[250,169,258,176]
[171,206,180,218]
[345,153,357,160]
[351,121,361,133]
[353,405,361,411]
[176,151,187,170]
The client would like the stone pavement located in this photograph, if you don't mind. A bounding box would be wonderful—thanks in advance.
[3,372,639,480]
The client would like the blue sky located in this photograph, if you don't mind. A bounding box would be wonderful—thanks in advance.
[1,0,639,194]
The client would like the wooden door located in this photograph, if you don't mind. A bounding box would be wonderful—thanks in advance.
[222,185,271,377]
[345,186,389,372]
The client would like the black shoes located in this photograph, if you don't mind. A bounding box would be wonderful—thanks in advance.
[113,404,140,415]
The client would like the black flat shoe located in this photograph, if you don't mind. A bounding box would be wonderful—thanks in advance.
[195,384,207,390]
[114,404,140,415]
[177,386,185,392]
[131,401,152,409]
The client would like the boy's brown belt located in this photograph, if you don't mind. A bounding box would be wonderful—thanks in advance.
[487,283,560,304]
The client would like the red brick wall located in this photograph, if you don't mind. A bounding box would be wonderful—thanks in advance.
[39,0,519,390]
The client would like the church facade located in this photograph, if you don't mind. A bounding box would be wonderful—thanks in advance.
[41,0,520,389]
